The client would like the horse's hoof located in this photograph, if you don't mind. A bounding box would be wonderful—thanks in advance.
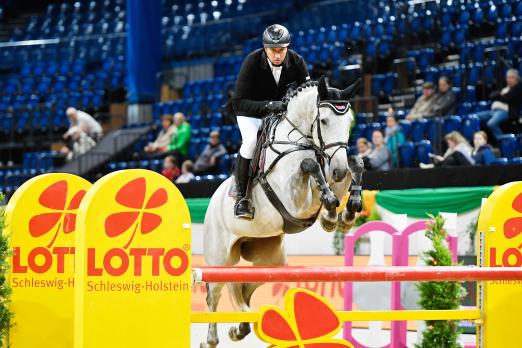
[228,325,250,341]
[320,216,337,232]
[337,219,353,233]
[200,343,217,348]
[337,210,355,232]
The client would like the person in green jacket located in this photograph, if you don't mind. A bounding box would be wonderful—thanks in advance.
[167,112,191,163]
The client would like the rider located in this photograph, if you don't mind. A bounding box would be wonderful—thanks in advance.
[231,24,310,220]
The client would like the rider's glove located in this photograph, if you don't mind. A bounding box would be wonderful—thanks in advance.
[266,101,286,114]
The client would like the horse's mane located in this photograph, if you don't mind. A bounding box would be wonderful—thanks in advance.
[282,80,319,106]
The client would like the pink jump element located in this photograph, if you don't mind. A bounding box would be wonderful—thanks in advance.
[343,220,458,348]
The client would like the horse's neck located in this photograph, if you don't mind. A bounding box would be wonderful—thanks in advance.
[261,88,323,219]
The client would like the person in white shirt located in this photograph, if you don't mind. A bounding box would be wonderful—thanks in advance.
[64,107,103,141]
[175,160,195,184]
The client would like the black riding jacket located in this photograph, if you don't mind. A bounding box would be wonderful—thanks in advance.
[231,48,309,118]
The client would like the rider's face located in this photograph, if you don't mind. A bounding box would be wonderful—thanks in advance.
[265,47,288,66]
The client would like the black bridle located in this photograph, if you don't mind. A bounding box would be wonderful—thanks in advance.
[261,90,353,177]
[255,89,355,233]
[311,95,352,167]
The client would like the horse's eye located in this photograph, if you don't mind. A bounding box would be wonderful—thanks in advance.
[320,118,328,125]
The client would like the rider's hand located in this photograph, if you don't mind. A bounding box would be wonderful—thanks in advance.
[266,101,286,113]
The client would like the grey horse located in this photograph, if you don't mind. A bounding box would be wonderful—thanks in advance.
[201,77,363,347]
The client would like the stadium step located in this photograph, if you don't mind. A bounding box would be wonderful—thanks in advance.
[55,125,152,176]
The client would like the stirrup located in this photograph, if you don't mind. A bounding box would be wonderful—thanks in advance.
[234,197,255,220]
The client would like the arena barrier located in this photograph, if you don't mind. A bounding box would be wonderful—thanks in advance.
[4,170,522,347]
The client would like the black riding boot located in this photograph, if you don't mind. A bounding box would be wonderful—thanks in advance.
[234,155,254,220]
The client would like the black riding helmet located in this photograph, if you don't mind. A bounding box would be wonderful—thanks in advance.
[262,24,291,48]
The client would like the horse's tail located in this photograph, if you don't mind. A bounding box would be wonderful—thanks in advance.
[226,282,249,312]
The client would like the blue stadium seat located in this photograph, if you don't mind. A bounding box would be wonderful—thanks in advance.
[500,2,512,19]
[372,75,384,96]
[383,73,396,95]
[188,138,201,160]
[411,119,428,142]
[149,159,162,172]
[230,125,241,145]
[486,4,498,23]
[398,120,412,139]
[517,2,522,17]
[498,133,518,159]
[415,140,432,164]
[217,154,231,174]
[355,113,368,125]
[209,113,222,128]
[351,124,366,144]
[441,30,452,48]
[426,118,442,144]
[510,157,522,164]
[443,115,462,135]
[490,158,509,165]
[189,114,202,129]
[497,20,509,38]
[472,6,484,25]
[399,141,415,167]
[461,115,480,141]
[365,122,382,140]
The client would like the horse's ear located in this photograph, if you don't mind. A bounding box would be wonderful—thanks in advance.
[341,78,362,99]
[318,75,328,100]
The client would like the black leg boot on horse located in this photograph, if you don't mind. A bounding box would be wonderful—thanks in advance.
[234,155,255,220]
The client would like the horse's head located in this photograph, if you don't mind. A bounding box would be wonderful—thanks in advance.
[284,77,359,183]
[315,76,359,183]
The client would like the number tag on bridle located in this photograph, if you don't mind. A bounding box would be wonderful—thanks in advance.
[319,100,351,115]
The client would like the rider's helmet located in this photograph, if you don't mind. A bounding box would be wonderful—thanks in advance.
[262,24,291,48]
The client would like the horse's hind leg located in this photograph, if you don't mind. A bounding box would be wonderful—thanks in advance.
[229,236,287,341]
[201,282,225,348]
[227,282,254,341]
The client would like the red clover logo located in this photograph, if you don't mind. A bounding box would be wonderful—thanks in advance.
[104,177,167,249]
[29,180,86,248]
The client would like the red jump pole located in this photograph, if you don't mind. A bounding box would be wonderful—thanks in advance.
[193,266,522,283]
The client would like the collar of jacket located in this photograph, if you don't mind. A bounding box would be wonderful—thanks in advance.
[261,49,290,71]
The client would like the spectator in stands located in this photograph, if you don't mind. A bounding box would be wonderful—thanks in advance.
[64,107,103,141]
[194,130,227,174]
[429,76,456,116]
[167,112,191,163]
[384,114,405,168]
[366,130,390,171]
[426,131,474,167]
[472,131,496,166]
[61,126,96,161]
[175,160,195,184]
[475,69,522,140]
[356,138,372,158]
[144,115,176,155]
[405,82,435,120]
[161,155,180,182]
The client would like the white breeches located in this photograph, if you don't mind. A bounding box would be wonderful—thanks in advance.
[237,116,262,159]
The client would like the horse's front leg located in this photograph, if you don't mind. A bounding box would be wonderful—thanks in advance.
[300,158,339,232]
[338,155,364,232]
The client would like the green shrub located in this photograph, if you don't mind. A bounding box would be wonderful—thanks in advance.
[416,214,466,348]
